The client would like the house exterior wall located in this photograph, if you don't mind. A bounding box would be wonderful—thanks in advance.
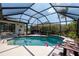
[15,23,26,35]
[0,20,26,35]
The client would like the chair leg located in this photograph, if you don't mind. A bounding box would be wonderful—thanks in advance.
[63,48,67,56]
[74,51,79,56]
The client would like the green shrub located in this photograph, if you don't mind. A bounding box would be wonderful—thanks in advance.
[67,31,77,39]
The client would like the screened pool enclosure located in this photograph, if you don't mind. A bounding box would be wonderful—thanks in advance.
[0,3,79,37]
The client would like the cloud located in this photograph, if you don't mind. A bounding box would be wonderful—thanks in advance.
[47,8,55,13]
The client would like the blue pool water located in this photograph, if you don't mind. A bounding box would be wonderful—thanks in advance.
[7,36,63,46]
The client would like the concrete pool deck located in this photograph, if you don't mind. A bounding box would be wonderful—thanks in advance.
[0,43,63,56]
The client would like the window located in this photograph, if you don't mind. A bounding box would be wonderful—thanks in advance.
[0,22,15,32]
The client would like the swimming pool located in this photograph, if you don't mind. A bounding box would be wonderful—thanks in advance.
[7,36,63,46]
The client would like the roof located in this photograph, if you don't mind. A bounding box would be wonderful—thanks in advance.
[0,3,79,25]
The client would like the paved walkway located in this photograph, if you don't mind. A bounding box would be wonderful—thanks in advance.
[0,44,63,56]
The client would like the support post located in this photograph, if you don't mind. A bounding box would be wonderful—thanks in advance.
[26,23,28,35]
[26,20,29,35]
[0,3,3,20]
[76,19,79,38]
[0,3,3,39]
